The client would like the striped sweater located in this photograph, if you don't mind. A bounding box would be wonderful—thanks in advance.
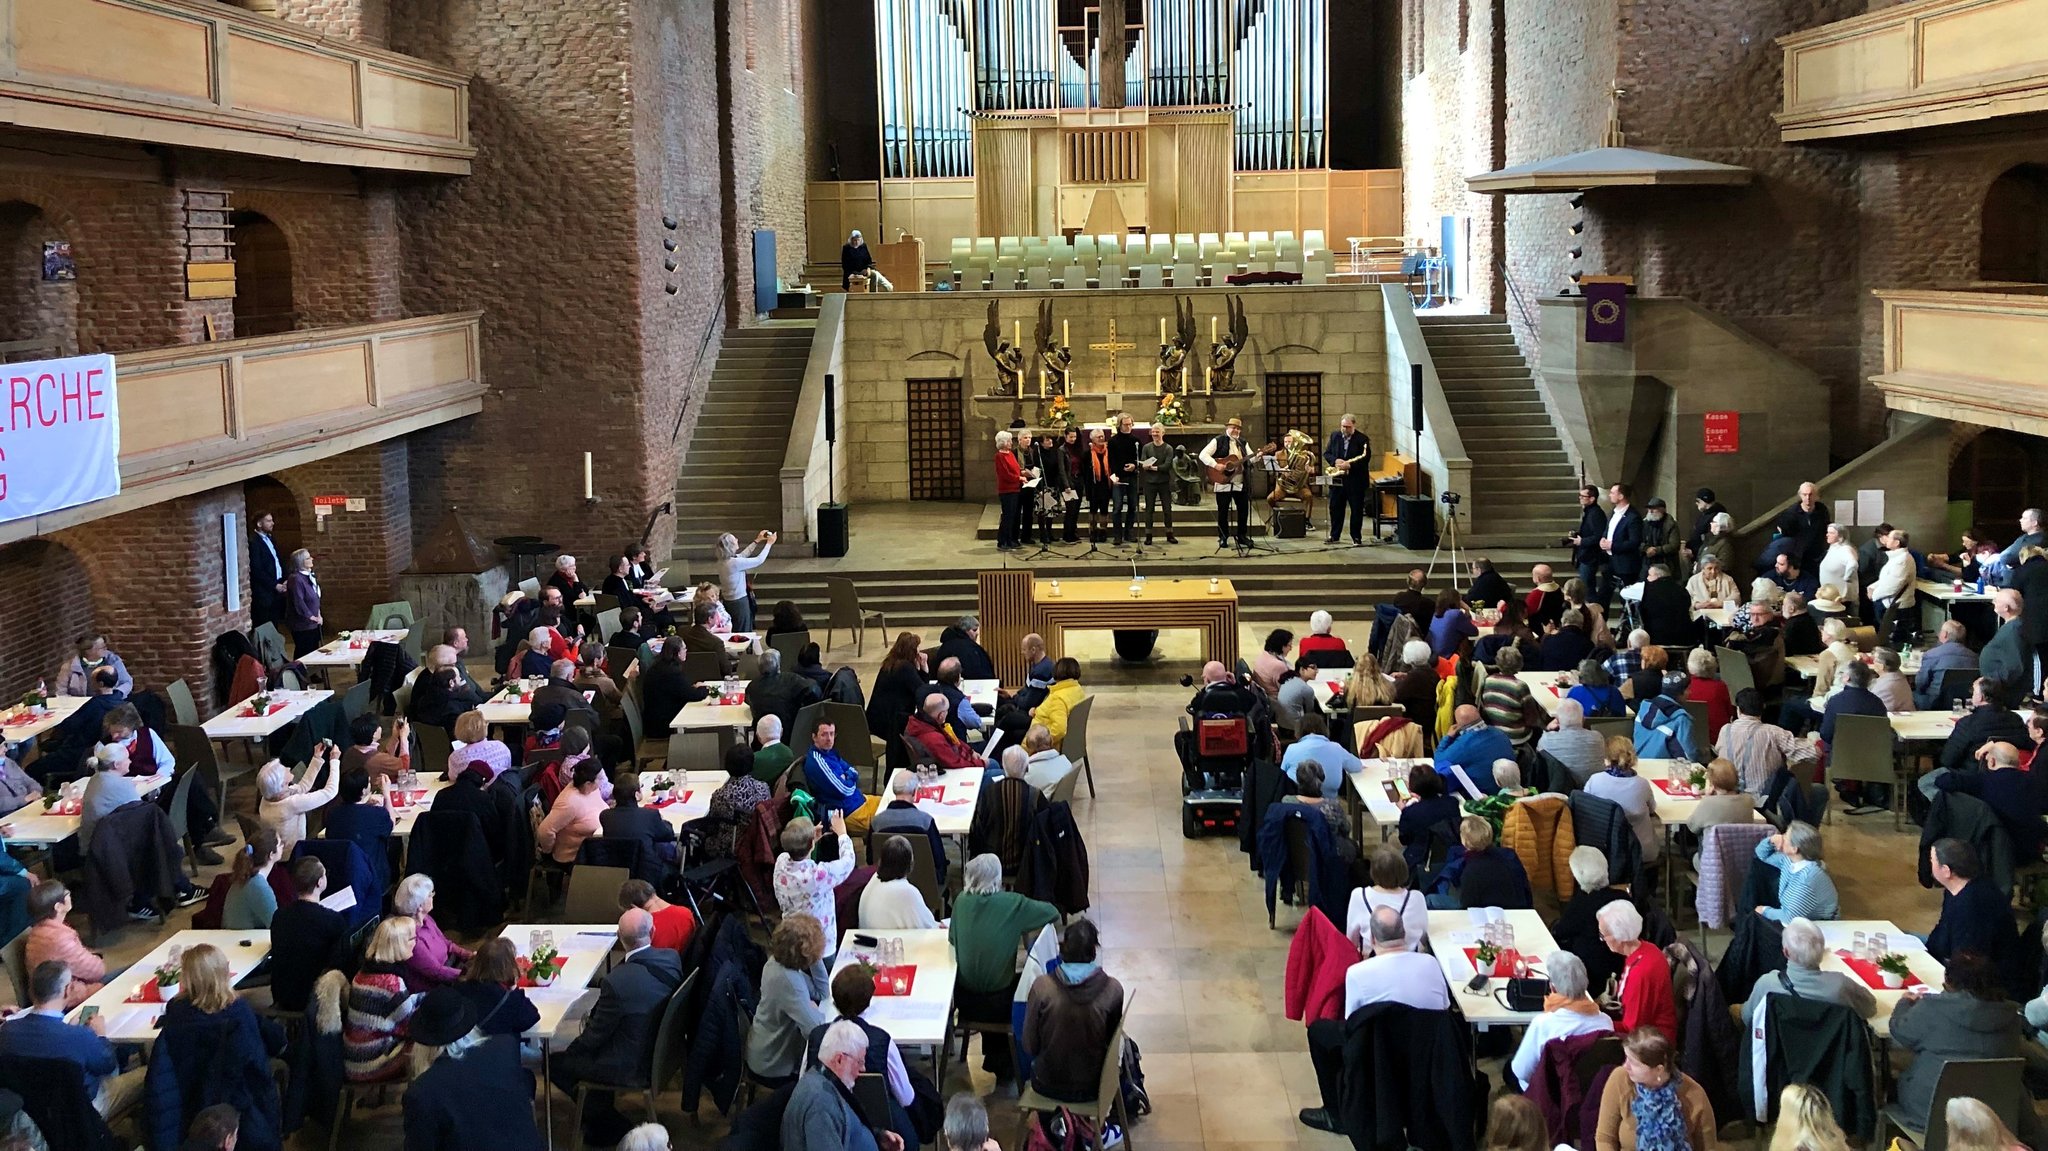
[343,968,418,1082]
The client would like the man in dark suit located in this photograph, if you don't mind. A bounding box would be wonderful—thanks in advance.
[408,643,488,733]
[548,909,684,1144]
[1599,483,1643,609]
[0,960,141,1117]
[1567,484,1609,608]
[266,856,352,1013]
[1636,564,1699,647]
[1108,412,1143,546]
[597,773,677,879]
[1323,414,1372,546]
[2010,546,2048,687]
[247,510,287,630]
[35,666,125,784]
[531,659,590,716]
[745,648,823,739]
[677,601,737,675]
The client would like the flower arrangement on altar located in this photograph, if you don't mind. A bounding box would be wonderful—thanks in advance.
[1044,394,1075,431]
[1155,393,1188,426]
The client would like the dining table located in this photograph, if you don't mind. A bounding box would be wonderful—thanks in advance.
[0,695,87,745]
[1423,909,1561,1030]
[69,930,273,1044]
[3,772,173,845]
[201,689,334,740]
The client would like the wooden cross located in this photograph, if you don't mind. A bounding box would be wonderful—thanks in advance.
[1088,319,1137,384]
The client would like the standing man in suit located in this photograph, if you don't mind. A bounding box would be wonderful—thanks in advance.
[1137,423,1178,545]
[1108,412,1143,547]
[1567,485,1609,608]
[248,510,286,630]
[548,909,684,1146]
[1323,413,1372,546]
[1600,483,1643,609]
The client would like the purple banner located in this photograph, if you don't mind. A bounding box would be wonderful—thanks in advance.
[1584,282,1628,343]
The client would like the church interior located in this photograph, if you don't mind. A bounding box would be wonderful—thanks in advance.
[3,0,2048,1147]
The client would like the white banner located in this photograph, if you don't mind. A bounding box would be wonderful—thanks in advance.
[0,353,120,525]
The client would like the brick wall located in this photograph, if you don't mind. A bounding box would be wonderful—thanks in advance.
[0,541,94,695]
[274,441,414,629]
[721,0,812,320]
[0,169,203,353]
[0,201,80,356]
[53,486,250,703]
[229,182,404,329]
[1402,0,1505,315]
[272,0,389,46]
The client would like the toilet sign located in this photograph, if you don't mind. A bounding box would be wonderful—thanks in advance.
[1704,411,1739,454]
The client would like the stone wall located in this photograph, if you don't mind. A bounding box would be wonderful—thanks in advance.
[838,286,1390,502]
[1402,0,1504,314]
[722,0,815,318]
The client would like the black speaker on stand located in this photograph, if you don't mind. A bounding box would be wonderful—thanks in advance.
[816,373,850,557]
[1399,363,1435,549]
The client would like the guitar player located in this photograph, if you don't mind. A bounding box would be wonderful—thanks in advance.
[1323,413,1373,545]
[1198,416,1255,549]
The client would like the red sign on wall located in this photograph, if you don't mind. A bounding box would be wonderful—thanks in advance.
[312,495,348,507]
[1704,411,1739,454]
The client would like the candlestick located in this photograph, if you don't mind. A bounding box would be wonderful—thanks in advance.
[1013,320,1021,349]
[1159,317,1166,343]
[1212,315,1218,343]
[582,452,593,500]
[1062,319,1069,348]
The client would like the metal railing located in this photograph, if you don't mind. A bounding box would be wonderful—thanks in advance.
[672,280,732,444]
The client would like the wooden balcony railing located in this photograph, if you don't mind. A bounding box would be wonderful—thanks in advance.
[1777,0,2048,141]
[0,313,484,542]
[1871,287,2048,435]
[0,0,473,173]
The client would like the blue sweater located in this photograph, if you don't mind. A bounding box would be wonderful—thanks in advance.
[1433,726,1512,794]
[0,1010,118,1096]
[1754,837,1839,922]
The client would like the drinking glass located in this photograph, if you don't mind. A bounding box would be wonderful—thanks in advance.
[1851,931,1867,961]
[1873,932,1889,957]
[529,930,542,954]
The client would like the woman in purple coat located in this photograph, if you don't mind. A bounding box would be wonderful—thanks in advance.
[284,547,325,656]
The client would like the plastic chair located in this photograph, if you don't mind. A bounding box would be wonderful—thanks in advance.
[167,678,200,727]
[826,577,887,657]
[1880,1057,2024,1151]
[165,768,202,877]
[563,864,632,924]
[1047,766,1082,805]
[767,629,811,668]
[1064,694,1097,797]
[681,651,720,685]
[1024,264,1052,290]
[1828,712,1902,829]
[1014,991,1136,1149]
[1715,646,1756,699]
[649,969,700,1094]
[1,930,28,1007]
[1059,263,1086,289]
[364,600,414,633]
[415,724,453,778]
[341,681,374,724]
[1136,264,1164,289]
[596,609,622,643]
[1171,262,1200,287]
[252,623,289,669]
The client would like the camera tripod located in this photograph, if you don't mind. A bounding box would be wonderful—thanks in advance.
[1426,500,1464,585]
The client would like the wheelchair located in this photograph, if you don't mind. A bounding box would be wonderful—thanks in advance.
[1174,712,1253,839]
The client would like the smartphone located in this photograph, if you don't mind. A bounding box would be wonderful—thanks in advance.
[78,1005,99,1024]
[852,933,880,950]
[1464,973,1491,994]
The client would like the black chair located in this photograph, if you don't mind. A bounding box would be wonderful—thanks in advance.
[0,1054,122,1151]
[1930,668,1977,711]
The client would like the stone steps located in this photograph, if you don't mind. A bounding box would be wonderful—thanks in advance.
[673,321,815,560]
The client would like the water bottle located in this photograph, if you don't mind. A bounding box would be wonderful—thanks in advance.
[1977,575,1987,595]
[723,672,739,702]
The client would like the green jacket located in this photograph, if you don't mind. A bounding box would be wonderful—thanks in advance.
[949,889,1059,993]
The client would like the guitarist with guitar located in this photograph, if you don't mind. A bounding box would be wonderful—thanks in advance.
[1198,416,1278,550]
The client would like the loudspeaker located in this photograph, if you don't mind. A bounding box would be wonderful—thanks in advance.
[815,503,849,557]
[1274,506,1307,539]
[1397,496,1437,550]
[824,374,837,444]
[1410,363,1423,433]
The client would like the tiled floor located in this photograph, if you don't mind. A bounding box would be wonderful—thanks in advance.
[73,625,1950,1148]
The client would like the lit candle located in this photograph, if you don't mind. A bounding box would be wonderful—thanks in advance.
[582,451,593,500]
[1014,320,1021,348]
[1159,317,1167,342]
[1212,316,1218,343]
[1062,319,1069,348]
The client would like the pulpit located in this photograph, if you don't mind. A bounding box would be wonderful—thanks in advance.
[874,235,925,292]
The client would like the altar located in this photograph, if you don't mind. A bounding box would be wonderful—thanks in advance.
[835,282,1392,504]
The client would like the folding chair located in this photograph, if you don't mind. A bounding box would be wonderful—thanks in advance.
[1828,712,1903,829]
[1880,1057,2024,1151]
[563,864,632,924]
[1015,992,1137,1149]
[826,577,886,658]
[1064,694,1097,798]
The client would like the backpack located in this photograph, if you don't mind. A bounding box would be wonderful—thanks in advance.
[1020,1037,1147,1151]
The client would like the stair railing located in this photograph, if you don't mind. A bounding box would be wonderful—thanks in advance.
[672,277,734,444]
[1493,251,1539,340]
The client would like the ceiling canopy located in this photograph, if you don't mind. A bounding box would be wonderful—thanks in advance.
[1466,146,1754,194]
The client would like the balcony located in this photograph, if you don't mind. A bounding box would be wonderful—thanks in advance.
[1871,287,2048,434]
[0,314,484,542]
[1777,0,2048,141]
[0,0,473,173]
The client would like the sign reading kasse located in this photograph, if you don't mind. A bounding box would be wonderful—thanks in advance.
[0,354,120,525]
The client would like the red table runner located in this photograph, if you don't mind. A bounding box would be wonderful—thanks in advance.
[871,965,917,996]
[1835,950,1923,990]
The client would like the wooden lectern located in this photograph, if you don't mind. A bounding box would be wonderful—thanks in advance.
[873,235,925,292]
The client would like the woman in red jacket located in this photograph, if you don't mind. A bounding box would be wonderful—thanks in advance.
[995,430,1024,551]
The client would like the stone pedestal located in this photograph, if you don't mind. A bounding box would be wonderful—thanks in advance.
[399,565,511,657]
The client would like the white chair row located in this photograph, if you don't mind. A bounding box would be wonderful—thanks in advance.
[948,229,1329,262]
[952,254,1334,291]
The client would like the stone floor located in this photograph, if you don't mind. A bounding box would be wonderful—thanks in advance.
[71,625,1950,1149]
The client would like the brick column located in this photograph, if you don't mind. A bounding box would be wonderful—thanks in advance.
[55,486,250,703]
[274,440,414,631]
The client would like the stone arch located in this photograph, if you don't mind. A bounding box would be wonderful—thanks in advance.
[230,209,297,336]
[243,475,306,558]
[1949,428,2048,534]
[1979,163,2048,284]
[0,182,89,360]
[0,538,95,692]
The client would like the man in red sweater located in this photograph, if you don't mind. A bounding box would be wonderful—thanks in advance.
[1599,899,1676,1038]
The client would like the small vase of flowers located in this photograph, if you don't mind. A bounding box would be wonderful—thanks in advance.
[1156,393,1188,426]
[248,693,273,716]
[1687,765,1707,793]
[1876,953,1910,989]
[1044,395,1075,432]
[154,961,182,999]
[527,943,562,987]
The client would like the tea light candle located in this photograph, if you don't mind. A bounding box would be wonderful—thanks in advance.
[1208,577,1220,593]
[1049,579,1061,596]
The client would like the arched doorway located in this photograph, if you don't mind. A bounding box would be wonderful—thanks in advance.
[244,476,303,558]
[231,211,295,337]
[0,199,79,360]
[1980,164,2048,284]
[0,539,93,691]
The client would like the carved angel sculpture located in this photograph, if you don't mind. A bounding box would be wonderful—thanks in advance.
[982,301,1024,396]
[1035,299,1070,394]
[1209,295,1249,392]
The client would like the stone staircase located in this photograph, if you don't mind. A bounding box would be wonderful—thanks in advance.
[1419,314,1584,551]
[672,323,812,563]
